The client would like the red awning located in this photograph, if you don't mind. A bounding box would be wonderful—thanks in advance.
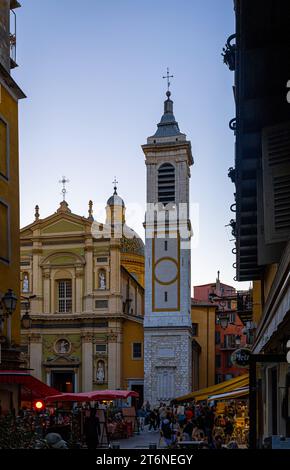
[0,370,59,399]
[45,389,139,403]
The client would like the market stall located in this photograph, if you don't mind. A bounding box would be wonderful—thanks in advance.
[208,387,249,446]
[172,374,249,447]
[44,389,139,445]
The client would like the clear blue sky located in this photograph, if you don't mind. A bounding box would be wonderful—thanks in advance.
[15,0,249,291]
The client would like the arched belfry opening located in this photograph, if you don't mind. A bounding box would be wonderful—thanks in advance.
[158,163,175,204]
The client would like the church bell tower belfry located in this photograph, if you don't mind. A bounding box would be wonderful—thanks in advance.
[142,82,194,405]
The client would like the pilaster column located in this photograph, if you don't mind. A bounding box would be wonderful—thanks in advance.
[73,368,79,393]
[81,333,93,391]
[109,239,122,313]
[45,368,51,386]
[107,322,122,389]
[43,269,51,313]
[31,233,43,313]
[84,239,94,312]
[75,267,84,313]
[29,333,43,380]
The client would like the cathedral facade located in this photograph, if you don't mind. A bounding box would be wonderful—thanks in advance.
[20,190,145,402]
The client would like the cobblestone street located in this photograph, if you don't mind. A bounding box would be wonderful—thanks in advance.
[111,426,166,449]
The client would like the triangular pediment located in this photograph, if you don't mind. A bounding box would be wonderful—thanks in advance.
[21,228,33,237]
[43,354,80,366]
[41,219,84,234]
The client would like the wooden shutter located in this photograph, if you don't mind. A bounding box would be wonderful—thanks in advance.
[262,122,290,243]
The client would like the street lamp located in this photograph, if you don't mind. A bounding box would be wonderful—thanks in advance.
[2,289,18,314]
[218,311,230,330]
[21,312,32,330]
[21,295,35,329]
[1,289,18,345]
[235,334,241,347]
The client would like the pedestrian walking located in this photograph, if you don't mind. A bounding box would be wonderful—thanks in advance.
[148,409,158,431]
[84,408,101,449]
[160,418,174,447]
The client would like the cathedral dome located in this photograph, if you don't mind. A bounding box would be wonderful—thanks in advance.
[105,182,144,257]
[120,232,145,257]
[106,193,125,207]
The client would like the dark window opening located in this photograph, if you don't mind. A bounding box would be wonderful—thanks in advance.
[96,344,107,353]
[192,323,198,336]
[215,355,221,368]
[133,342,142,359]
[158,163,175,204]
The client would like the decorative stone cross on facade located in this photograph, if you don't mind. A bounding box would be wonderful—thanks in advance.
[163,67,173,92]
[59,176,69,201]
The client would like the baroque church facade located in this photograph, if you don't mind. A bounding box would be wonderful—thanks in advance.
[20,189,145,402]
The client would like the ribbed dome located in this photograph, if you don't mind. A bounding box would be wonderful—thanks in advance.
[106,193,125,207]
[121,234,145,256]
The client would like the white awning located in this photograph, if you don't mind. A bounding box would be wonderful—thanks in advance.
[208,386,249,401]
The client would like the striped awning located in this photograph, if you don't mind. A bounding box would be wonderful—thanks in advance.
[173,373,249,403]
[208,386,249,401]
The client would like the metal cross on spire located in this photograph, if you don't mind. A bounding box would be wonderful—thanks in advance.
[163,67,173,92]
[59,176,69,201]
[112,176,118,195]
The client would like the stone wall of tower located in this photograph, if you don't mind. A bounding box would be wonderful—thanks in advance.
[144,329,192,405]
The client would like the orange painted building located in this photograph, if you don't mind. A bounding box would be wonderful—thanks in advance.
[193,276,248,383]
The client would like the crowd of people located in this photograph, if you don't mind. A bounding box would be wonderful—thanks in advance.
[0,396,249,449]
[137,399,249,449]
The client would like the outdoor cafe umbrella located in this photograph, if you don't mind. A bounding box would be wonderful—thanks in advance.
[44,389,139,403]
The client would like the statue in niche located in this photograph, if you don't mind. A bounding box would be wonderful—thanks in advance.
[57,339,70,354]
[99,271,106,290]
[23,273,29,293]
[96,361,105,382]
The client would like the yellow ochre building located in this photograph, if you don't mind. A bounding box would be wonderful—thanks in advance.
[20,185,145,403]
[0,1,25,348]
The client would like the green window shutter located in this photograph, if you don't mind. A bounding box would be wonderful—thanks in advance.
[262,122,290,243]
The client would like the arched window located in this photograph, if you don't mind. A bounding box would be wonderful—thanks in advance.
[158,163,175,204]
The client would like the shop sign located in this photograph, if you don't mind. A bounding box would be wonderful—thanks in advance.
[286,340,290,363]
[231,348,251,368]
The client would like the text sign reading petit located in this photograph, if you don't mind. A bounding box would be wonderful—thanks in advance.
[231,348,251,368]
[286,340,290,363]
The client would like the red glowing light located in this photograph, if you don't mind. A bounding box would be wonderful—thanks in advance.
[34,400,44,410]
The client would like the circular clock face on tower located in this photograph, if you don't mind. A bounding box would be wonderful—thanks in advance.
[154,257,178,285]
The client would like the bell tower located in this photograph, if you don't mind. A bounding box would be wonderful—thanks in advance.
[142,85,194,405]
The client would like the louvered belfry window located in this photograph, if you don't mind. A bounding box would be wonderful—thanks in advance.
[262,122,290,243]
[158,163,175,204]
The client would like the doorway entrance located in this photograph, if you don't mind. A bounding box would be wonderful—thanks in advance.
[131,384,144,409]
[51,371,74,393]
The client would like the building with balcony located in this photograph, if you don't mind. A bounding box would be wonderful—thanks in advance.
[225,0,290,448]
[0,0,26,413]
[193,274,248,383]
